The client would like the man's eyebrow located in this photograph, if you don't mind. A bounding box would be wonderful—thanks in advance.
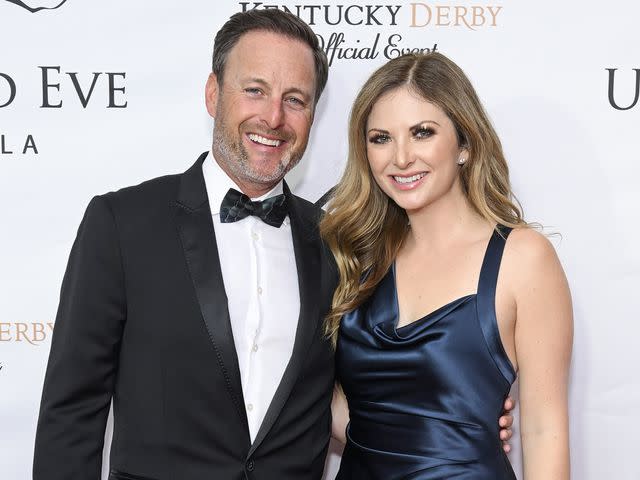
[284,87,312,101]
[243,77,269,87]
[243,77,312,101]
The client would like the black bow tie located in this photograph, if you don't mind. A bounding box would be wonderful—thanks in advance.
[220,188,288,228]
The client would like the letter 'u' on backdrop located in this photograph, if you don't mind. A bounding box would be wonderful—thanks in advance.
[1,1,638,478]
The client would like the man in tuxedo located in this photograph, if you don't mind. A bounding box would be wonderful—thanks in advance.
[33,9,512,480]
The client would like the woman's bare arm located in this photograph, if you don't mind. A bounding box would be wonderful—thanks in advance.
[511,229,573,479]
[331,383,349,444]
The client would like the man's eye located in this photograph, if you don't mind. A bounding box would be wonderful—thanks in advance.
[245,88,262,95]
[368,134,390,144]
[287,97,305,107]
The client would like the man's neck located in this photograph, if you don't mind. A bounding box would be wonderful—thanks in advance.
[213,158,281,199]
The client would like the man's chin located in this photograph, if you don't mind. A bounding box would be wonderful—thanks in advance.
[244,168,288,185]
[246,156,299,181]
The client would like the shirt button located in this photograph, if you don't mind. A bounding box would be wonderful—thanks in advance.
[252,344,259,352]
[251,232,259,241]
[247,403,253,412]
[257,286,263,295]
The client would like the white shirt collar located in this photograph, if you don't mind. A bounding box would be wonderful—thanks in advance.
[202,150,285,216]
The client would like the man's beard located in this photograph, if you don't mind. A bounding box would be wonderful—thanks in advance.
[212,118,304,187]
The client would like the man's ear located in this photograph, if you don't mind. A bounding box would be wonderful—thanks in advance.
[205,73,219,119]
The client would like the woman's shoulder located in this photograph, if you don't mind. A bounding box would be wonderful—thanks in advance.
[503,226,558,265]
[500,226,565,295]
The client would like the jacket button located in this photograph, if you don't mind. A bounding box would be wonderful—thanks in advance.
[246,459,255,471]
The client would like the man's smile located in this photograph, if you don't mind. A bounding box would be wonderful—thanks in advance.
[247,133,285,147]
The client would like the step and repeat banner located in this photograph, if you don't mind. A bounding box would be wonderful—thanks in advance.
[1,1,638,478]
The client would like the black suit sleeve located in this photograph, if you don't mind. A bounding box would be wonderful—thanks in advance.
[33,195,126,480]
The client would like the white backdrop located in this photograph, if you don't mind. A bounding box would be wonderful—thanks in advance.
[1,1,639,479]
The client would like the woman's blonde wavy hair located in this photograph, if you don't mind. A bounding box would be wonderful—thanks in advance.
[319,52,528,345]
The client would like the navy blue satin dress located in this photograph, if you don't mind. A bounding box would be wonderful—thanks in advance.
[336,227,516,479]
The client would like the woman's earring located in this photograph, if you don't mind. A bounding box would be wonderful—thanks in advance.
[457,157,466,165]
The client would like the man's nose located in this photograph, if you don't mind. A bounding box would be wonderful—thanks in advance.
[262,98,285,130]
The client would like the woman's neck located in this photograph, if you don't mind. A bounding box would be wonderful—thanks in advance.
[404,191,491,253]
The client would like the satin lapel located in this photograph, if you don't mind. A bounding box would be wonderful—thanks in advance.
[248,185,322,456]
[173,153,248,432]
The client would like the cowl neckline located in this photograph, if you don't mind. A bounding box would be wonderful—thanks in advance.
[369,264,478,346]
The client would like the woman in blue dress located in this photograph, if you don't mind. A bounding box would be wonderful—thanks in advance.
[321,53,572,479]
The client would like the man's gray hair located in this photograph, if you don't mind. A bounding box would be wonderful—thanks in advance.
[212,9,329,105]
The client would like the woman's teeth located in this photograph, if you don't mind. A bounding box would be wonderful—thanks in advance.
[393,173,426,184]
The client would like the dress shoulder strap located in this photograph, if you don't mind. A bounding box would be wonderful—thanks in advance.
[476,225,516,384]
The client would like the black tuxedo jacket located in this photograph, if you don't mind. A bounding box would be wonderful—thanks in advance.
[33,153,336,480]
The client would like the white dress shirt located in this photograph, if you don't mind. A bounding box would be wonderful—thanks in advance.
[202,152,300,443]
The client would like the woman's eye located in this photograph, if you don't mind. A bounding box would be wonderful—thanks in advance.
[368,134,391,144]
[413,127,435,139]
